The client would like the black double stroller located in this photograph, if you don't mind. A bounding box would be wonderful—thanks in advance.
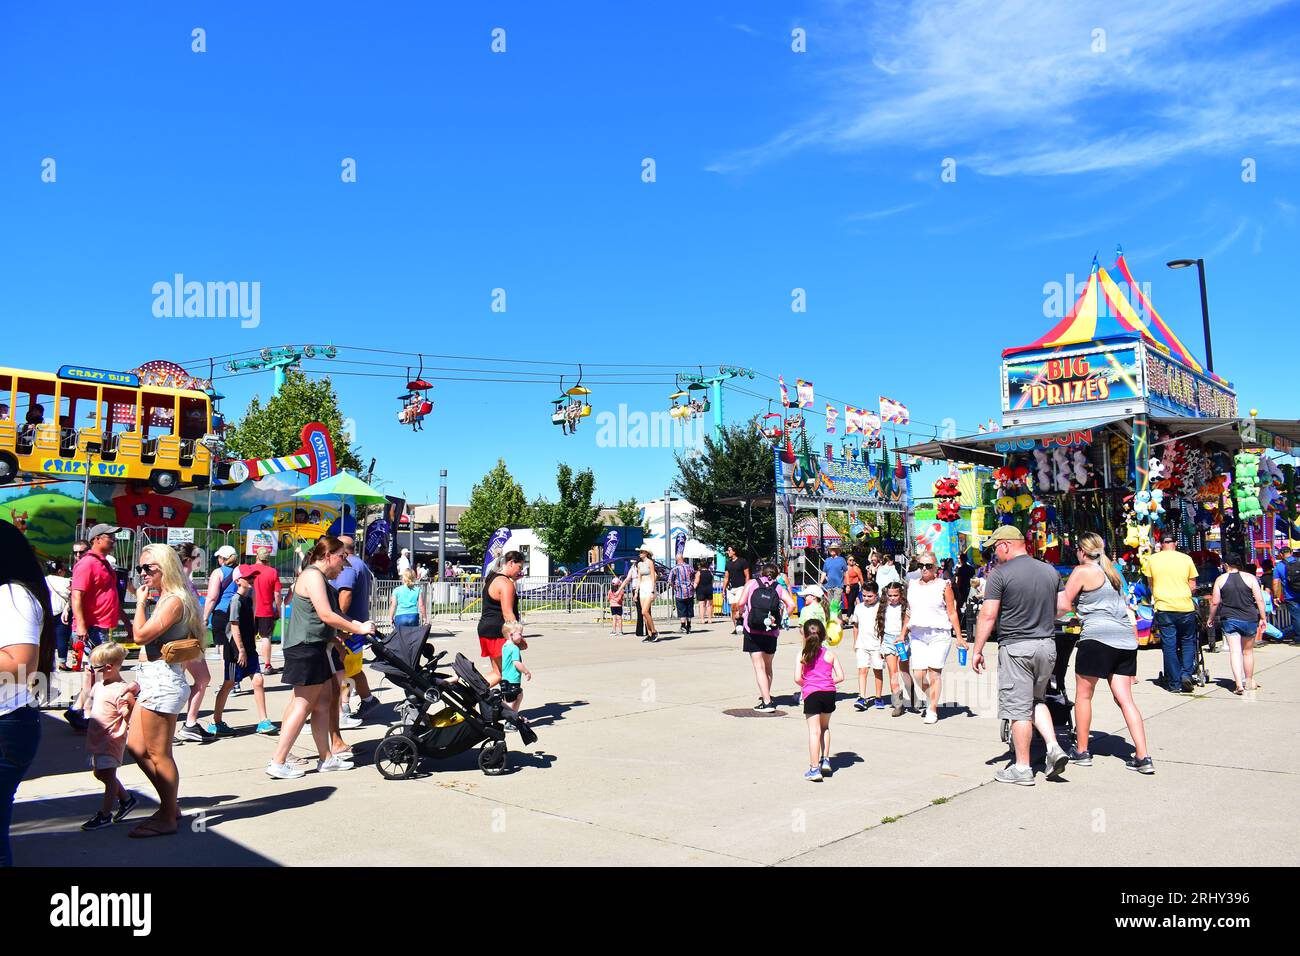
[365,625,537,778]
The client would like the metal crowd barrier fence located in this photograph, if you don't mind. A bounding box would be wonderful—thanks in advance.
[363,575,716,621]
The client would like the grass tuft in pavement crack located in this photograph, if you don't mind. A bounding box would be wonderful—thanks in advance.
[881,816,899,824]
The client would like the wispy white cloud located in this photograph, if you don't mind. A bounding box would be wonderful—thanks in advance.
[846,199,924,221]
[1207,217,1250,258]
[710,0,1300,177]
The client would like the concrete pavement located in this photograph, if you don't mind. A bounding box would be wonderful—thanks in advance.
[13,618,1300,866]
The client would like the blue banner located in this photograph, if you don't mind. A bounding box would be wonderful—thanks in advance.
[483,526,512,577]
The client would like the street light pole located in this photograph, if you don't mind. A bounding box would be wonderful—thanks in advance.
[1167,258,1214,374]
[663,490,672,567]
[438,469,447,581]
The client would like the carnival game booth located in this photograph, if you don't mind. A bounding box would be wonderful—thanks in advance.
[900,250,1300,655]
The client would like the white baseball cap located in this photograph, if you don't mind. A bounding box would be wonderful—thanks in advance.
[215,545,238,560]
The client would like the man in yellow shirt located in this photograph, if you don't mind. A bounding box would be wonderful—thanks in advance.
[1146,531,1200,693]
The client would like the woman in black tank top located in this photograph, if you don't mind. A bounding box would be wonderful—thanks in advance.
[477,553,523,686]
[1208,553,1265,694]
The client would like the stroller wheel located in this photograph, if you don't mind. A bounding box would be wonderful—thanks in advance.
[478,740,508,776]
[375,733,419,780]
[999,719,1010,745]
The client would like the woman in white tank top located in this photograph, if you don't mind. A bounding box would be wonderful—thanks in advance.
[904,554,966,724]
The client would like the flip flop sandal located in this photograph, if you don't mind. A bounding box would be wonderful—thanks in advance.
[128,820,177,839]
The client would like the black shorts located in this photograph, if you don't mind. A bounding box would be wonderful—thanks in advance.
[675,599,694,618]
[803,690,837,715]
[610,605,623,617]
[281,643,334,687]
[695,590,712,603]
[1075,640,1138,678]
[255,616,276,639]
[209,609,229,647]
[743,631,778,655]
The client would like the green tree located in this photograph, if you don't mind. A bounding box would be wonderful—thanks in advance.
[533,464,604,568]
[673,422,775,560]
[457,459,532,561]
[222,367,361,472]
[611,497,650,532]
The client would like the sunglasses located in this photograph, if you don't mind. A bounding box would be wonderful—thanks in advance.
[89,664,112,672]
[136,564,159,576]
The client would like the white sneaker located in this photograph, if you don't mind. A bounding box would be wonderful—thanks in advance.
[735,625,744,635]
[338,713,363,729]
[317,755,354,773]
[923,710,938,725]
[266,761,306,780]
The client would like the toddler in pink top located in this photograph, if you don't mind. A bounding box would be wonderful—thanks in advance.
[82,642,139,831]
[793,619,844,782]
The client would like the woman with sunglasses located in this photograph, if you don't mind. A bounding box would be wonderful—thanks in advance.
[127,544,203,838]
[905,554,967,724]
[267,537,375,779]
[0,520,57,865]
[173,543,213,744]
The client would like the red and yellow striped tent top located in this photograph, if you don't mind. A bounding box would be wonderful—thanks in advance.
[1003,249,1207,375]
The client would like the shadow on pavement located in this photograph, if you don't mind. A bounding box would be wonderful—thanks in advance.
[521,700,589,726]
[11,786,339,866]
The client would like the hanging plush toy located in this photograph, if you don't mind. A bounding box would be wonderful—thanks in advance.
[1234,451,1264,520]
[1258,456,1284,484]
[1148,456,1166,482]
[1033,448,1053,493]
[1109,433,1129,475]
[1071,448,1093,489]
[933,476,961,523]
[1051,447,1072,493]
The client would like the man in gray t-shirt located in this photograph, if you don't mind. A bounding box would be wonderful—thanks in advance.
[971,525,1069,786]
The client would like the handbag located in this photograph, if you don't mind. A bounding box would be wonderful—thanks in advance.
[162,638,203,665]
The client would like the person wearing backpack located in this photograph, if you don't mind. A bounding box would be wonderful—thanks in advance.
[740,562,796,712]
[1272,546,1300,645]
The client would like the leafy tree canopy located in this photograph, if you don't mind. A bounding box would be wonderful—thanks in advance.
[533,464,604,568]
[457,459,532,561]
[222,367,361,473]
[672,422,775,561]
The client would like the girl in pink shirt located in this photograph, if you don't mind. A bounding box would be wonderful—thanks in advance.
[82,642,139,830]
[794,619,844,782]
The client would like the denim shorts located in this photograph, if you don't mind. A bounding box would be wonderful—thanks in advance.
[1220,618,1259,637]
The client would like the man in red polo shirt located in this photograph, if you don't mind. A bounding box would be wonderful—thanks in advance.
[65,523,122,731]
[241,545,282,675]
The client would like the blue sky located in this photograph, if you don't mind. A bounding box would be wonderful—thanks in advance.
[2,1,1297,506]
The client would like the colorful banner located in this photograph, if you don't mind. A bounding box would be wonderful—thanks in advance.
[482,526,512,577]
[601,529,620,562]
[1004,346,1142,412]
[779,375,791,408]
[825,404,838,434]
[672,529,687,558]
[796,379,814,409]
[879,396,909,425]
[845,406,866,434]
[1144,350,1237,419]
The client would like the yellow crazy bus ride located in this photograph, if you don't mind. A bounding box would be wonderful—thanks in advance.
[0,365,228,492]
